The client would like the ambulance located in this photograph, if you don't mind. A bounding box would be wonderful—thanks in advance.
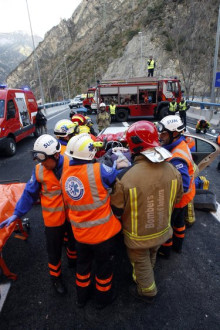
[0,85,39,156]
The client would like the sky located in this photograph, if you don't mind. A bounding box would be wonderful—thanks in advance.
[0,0,82,38]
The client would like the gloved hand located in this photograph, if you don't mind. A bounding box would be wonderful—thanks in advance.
[116,157,131,169]
[0,215,18,228]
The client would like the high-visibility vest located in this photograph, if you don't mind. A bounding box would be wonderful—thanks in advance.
[35,163,66,227]
[168,140,195,208]
[169,102,177,112]
[147,59,155,70]
[79,125,90,134]
[179,101,187,111]
[109,104,116,115]
[60,143,66,155]
[61,163,121,244]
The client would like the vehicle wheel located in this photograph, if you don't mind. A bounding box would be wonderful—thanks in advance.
[116,109,128,122]
[5,137,16,156]
[34,126,41,137]
[158,107,169,120]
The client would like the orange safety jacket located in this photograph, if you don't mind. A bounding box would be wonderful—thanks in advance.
[35,164,66,227]
[61,162,121,244]
[168,140,195,208]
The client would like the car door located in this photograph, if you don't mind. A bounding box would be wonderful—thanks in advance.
[185,133,220,172]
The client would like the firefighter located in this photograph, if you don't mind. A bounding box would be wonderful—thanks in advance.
[96,102,111,132]
[109,100,116,122]
[196,119,210,134]
[110,121,183,302]
[54,119,79,263]
[178,97,190,127]
[71,113,86,126]
[157,115,196,257]
[147,56,155,77]
[0,135,70,295]
[168,97,178,115]
[61,133,122,309]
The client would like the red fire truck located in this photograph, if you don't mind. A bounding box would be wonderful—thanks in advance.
[91,77,183,121]
[82,87,96,114]
[0,86,39,156]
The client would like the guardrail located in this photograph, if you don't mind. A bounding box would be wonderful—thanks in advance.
[186,100,220,126]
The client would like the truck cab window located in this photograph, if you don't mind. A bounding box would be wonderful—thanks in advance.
[0,100,5,118]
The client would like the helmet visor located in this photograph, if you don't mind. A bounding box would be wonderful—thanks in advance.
[157,122,166,133]
[32,151,48,162]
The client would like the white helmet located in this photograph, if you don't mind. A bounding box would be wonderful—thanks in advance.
[54,119,77,137]
[65,133,97,160]
[158,115,185,133]
[32,134,61,161]
[100,102,106,108]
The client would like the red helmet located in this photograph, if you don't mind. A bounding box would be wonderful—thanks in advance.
[126,121,160,154]
[71,114,86,125]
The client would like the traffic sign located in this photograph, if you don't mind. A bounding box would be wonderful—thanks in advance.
[215,72,220,87]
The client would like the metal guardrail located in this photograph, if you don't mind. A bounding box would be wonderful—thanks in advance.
[187,100,220,110]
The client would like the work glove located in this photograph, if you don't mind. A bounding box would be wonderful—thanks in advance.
[0,215,18,229]
[116,157,131,169]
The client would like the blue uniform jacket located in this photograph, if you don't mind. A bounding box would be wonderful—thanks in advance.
[164,136,190,192]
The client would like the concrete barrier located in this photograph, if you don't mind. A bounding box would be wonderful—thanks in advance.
[187,106,220,127]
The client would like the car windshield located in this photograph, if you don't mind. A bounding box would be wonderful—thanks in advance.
[0,99,5,118]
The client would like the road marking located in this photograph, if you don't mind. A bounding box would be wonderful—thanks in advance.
[211,202,220,222]
[47,108,69,121]
[187,125,217,138]
[122,122,129,127]
[0,282,11,312]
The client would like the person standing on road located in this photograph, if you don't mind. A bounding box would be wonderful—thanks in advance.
[110,121,183,302]
[96,102,111,132]
[109,100,116,122]
[61,133,122,309]
[147,56,156,77]
[178,97,190,128]
[157,115,196,258]
[35,106,47,134]
[168,97,178,115]
[0,135,70,295]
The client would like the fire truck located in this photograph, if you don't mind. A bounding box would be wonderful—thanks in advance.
[0,86,39,156]
[91,77,183,121]
[82,87,96,114]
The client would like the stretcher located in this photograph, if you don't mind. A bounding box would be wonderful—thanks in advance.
[0,182,28,280]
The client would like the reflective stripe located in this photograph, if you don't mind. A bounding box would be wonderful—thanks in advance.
[42,190,62,197]
[42,205,65,212]
[67,194,109,211]
[48,260,61,271]
[95,274,113,285]
[132,262,136,282]
[96,283,111,292]
[76,279,91,287]
[173,226,185,232]
[141,281,156,293]
[50,269,61,277]
[76,273,91,280]
[129,188,138,235]
[174,233,185,238]
[70,211,113,228]
[123,225,170,241]
[87,164,99,203]
[168,179,177,225]
[38,165,62,197]
[173,148,193,162]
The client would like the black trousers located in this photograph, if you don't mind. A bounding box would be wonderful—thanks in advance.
[75,236,116,304]
[179,111,187,127]
[45,224,65,279]
[148,69,154,77]
[64,220,77,264]
[158,206,186,257]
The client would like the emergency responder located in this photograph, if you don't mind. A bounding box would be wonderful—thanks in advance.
[54,119,79,154]
[71,114,86,126]
[147,56,155,77]
[35,106,47,134]
[0,135,70,295]
[196,119,210,134]
[84,116,98,136]
[110,121,183,302]
[96,102,111,132]
[157,115,196,257]
[54,119,79,263]
[178,97,190,127]
[61,133,122,309]
[216,133,220,171]
[168,97,178,115]
[109,100,116,122]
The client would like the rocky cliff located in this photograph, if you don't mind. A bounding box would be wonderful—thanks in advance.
[0,32,42,83]
[6,0,220,101]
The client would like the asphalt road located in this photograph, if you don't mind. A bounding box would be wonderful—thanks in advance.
[0,107,219,330]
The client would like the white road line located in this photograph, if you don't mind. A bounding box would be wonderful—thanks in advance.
[187,125,217,138]
[47,108,69,121]
[211,202,220,222]
[0,282,11,312]
[122,122,129,127]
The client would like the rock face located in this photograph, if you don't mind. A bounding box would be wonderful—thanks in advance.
[0,32,42,83]
[6,0,220,101]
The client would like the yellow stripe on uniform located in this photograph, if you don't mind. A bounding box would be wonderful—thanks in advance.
[129,188,138,235]
[168,179,177,225]
[141,281,156,293]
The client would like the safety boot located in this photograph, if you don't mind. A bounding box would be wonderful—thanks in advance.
[129,285,155,304]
